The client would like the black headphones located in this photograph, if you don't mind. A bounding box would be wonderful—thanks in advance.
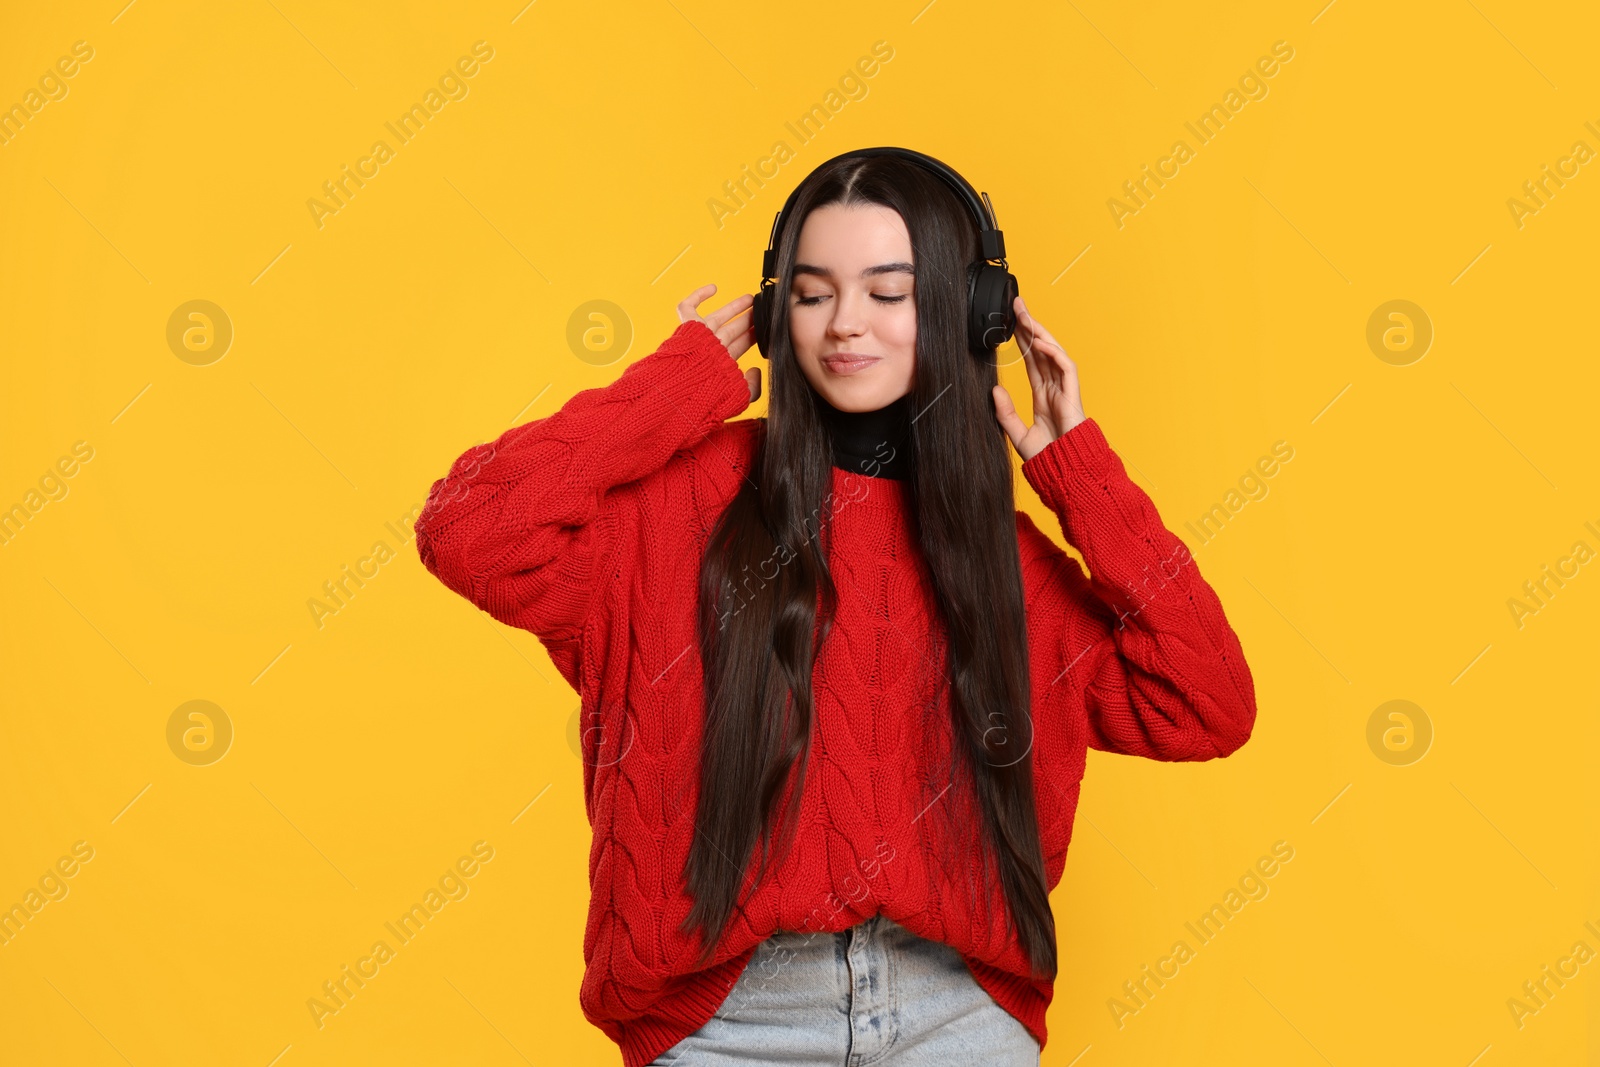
[750,146,1019,359]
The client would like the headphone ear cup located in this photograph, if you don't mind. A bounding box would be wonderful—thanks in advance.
[967,262,1019,354]
[751,283,772,359]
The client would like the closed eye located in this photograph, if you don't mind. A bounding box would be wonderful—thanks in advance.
[795,294,909,306]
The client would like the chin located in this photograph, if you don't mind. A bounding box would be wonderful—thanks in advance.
[822,385,903,412]
[806,367,912,410]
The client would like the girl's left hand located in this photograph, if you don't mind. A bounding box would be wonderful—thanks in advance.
[992,295,1086,463]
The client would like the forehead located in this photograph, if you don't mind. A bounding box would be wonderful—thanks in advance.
[793,202,912,267]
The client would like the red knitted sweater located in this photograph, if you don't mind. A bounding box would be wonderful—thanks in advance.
[414,319,1257,1067]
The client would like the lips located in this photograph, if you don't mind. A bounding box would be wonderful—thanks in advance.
[820,354,881,375]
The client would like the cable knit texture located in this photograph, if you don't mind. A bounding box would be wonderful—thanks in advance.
[414,319,1257,1067]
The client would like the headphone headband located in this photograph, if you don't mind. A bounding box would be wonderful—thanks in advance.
[759,146,1007,282]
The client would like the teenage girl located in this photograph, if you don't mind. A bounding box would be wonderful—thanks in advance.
[414,148,1257,1067]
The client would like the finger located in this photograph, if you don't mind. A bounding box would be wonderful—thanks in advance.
[1017,297,1075,370]
[1015,298,1074,394]
[1024,311,1084,427]
[704,292,753,334]
[1011,298,1043,373]
[991,384,1027,449]
[1014,312,1046,400]
[720,315,756,359]
[1016,296,1063,353]
[677,283,717,322]
[1061,366,1086,425]
[746,366,762,403]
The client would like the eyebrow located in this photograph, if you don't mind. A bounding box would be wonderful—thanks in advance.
[792,262,915,279]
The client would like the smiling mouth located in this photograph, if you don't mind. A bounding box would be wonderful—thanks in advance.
[820,355,880,375]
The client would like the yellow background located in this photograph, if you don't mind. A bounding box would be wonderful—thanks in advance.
[3,0,1597,1063]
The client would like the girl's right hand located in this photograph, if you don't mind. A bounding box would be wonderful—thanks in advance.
[679,283,761,403]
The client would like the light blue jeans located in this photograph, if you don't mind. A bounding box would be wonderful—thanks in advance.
[648,914,1041,1065]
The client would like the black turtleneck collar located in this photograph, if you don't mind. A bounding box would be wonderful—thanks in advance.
[816,392,913,481]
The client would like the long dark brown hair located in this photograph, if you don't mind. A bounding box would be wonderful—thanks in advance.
[679,153,1057,981]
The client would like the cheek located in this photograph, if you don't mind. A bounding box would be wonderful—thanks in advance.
[885,304,917,353]
[789,309,823,364]
[788,311,825,387]
[885,307,917,390]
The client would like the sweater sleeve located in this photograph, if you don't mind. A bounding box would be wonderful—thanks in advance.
[413,319,752,666]
[1018,417,1256,761]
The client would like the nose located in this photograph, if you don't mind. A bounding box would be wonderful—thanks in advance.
[826,291,869,342]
